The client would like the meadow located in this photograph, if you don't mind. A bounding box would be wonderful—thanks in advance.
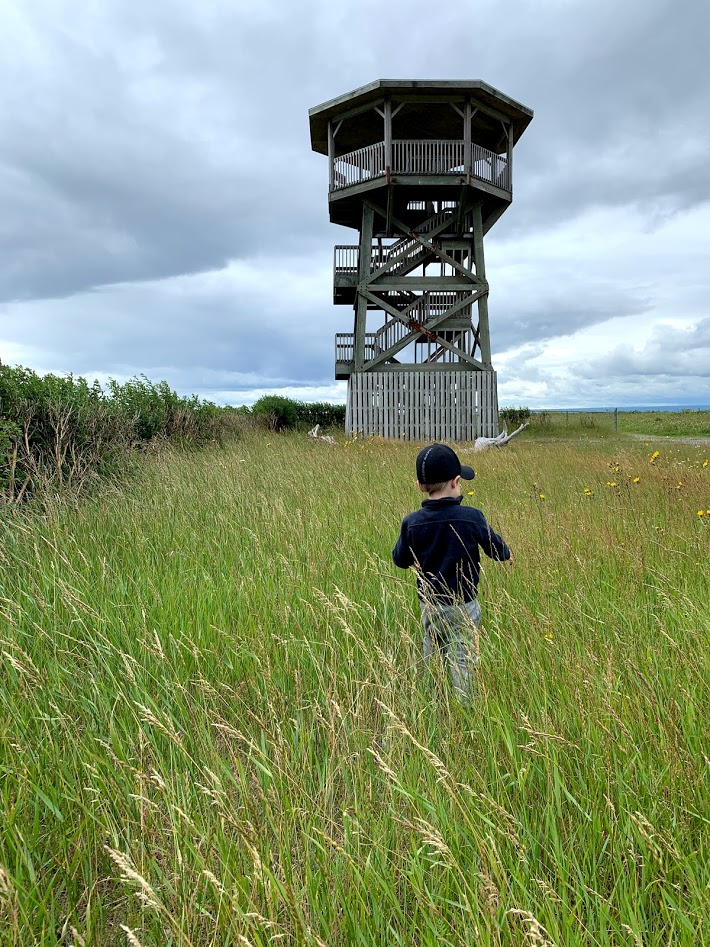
[0,428,708,945]
[526,409,710,439]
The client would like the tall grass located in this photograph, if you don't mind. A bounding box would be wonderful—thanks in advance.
[0,432,708,945]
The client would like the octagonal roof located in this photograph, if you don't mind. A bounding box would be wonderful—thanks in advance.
[309,80,533,156]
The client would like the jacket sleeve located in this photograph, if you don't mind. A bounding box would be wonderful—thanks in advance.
[478,515,511,562]
[392,520,414,569]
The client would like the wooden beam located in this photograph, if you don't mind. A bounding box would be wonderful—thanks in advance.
[327,97,385,125]
[365,201,481,284]
[343,361,488,374]
[327,173,511,202]
[362,288,487,370]
[389,174,511,198]
[368,277,482,292]
[364,209,455,283]
[471,203,492,368]
[354,204,375,370]
[327,121,335,192]
[420,334,484,368]
[384,97,392,172]
[507,122,514,188]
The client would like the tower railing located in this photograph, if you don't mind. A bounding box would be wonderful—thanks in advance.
[332,142,386,189]
[336,333,378,363]
[331,140,510,192]
[393,139,464,174]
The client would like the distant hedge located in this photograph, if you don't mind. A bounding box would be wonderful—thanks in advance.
[0,365,227,503]
[251,396,346,431]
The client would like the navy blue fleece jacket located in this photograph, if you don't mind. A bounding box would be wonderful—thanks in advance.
[392,496,510,603]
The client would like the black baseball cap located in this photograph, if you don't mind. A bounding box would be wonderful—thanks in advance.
[416,444,475,484]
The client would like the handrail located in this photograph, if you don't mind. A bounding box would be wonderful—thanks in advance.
[331,140,510,192]
[333,142,385,190]
[334,246,358,273]
[335,332,378,362]
[392,139,464,175]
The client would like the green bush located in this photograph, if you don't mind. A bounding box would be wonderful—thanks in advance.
[249,397,347,431]
[0,364,233,503]
[499,405,531,428]
[251,395,300,431]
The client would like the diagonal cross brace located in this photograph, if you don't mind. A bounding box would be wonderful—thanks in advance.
[365,211,456,283]
[363,288,486,370]
[365,201,485,287]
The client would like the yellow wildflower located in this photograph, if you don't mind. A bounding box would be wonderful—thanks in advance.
[607,481,617,487]
[467,490,474,496]
[538,493,545,500]
[584,488,593,496]
[703,459,708,468]
[544,633,554,640]
[650,450,660,463]
[632,477,640,483]
[676,481,683,490]
[698,511,705,517]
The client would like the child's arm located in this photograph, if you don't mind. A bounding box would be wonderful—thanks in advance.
[478,517,512,563]
[392,520,415,569]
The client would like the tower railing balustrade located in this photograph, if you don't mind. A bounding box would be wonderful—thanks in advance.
[331,140,510,192]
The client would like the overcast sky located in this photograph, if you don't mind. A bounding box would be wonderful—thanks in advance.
[1,0,708,408]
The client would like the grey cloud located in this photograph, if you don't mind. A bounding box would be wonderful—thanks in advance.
[1,0,709,405]
[489,283,653,354]
[5,0,708,305]
[0,1,329,303]
[496,318,710,408]
[574,318,710,380]
[0,260,338,389]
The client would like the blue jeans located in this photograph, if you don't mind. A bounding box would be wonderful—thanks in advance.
[419,598,481,701]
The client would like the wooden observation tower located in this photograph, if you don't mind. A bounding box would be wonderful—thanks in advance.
[309,80,533,440]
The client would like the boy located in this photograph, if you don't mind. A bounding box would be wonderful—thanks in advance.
[392,443,512,701]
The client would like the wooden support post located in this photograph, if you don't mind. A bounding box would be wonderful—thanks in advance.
[506,122,514,191]
[463,97,472,180]
[384,97,392,173]
[354,203,375,371]
[471,203,492,369]
[327,120,334,192]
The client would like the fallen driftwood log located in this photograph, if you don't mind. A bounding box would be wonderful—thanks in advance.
[305,422,527,448]
[472,422,528,451]
[307,424,336,444]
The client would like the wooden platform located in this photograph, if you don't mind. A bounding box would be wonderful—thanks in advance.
[345,370,499,441]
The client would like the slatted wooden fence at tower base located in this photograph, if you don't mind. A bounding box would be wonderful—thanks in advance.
[345,371,499,441]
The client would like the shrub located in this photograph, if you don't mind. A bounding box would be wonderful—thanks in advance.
[499,405,531,428]
[251,395,300,431]
[0,364,234,504]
